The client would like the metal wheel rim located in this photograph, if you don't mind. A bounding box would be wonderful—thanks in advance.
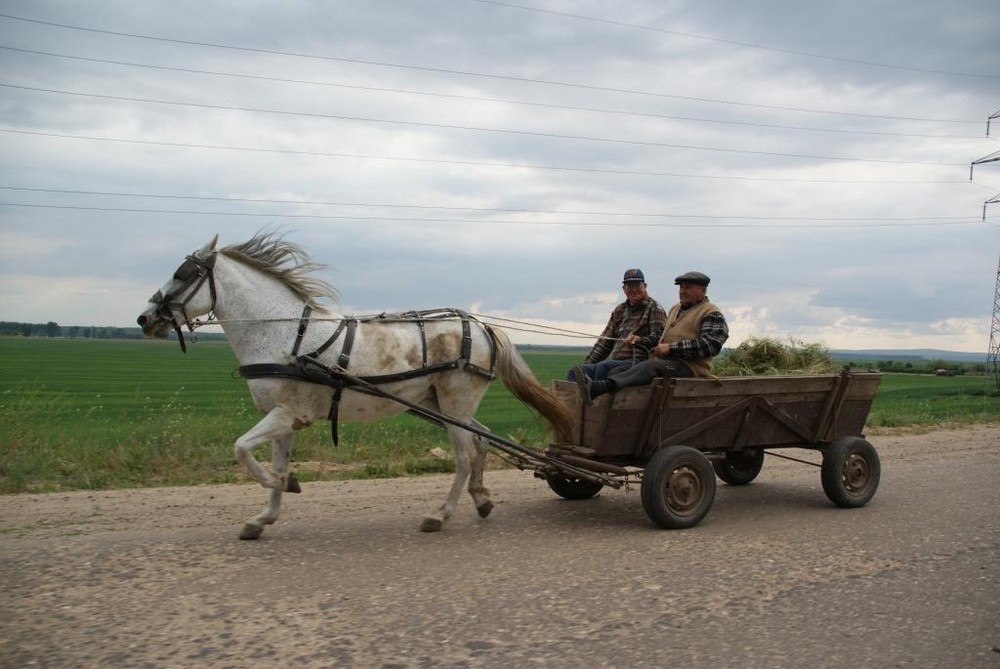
[842,453,871,493]
[666,464,703,515]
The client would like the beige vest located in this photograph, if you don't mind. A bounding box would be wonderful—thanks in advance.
[660,299,721,377]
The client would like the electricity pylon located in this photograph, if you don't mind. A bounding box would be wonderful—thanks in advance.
[989,254,1000,390]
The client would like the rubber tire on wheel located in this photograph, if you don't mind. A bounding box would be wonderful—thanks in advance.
[546,475,604,500]
[713,449,765,485]
[821,436,881,508]
[641,446,716,529]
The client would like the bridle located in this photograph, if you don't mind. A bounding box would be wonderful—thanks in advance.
[147,252,218,352]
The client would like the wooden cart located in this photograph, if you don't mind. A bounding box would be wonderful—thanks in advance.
[537,368,882,529]
[330,366,881,530]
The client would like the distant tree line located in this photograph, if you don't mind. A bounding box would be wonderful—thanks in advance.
[841,359,987,375]
[0,321,145,339]
[0,321,229,341]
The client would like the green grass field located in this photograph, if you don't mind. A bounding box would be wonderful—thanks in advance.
[1,337,997,493]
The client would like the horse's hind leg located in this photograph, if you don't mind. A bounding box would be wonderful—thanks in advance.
[466,419,493,519]
[420,425,477,532]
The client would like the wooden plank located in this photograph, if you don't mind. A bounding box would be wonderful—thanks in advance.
[668,375,839,398]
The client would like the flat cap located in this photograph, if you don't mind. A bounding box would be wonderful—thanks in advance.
[674,271,710,286]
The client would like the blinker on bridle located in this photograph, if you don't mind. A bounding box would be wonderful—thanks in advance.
[148,252,218,353]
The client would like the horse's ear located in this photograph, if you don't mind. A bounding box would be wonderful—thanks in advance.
[197,234,219,257]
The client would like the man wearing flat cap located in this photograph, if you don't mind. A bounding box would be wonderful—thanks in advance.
[568,268,667,383]
[574,270,728,402]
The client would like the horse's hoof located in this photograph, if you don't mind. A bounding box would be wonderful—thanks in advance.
[239,524,263,540]
[476,500,494,519]
[420,517,444,532]
[286,473,301,494]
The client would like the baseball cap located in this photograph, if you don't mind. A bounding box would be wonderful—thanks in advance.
[623,268,645,283]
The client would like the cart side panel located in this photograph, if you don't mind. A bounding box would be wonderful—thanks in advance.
[552,373,880,459]
[642,373,881,456]
[578,381,831,458]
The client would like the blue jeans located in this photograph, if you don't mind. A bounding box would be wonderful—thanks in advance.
[567,359,636,381]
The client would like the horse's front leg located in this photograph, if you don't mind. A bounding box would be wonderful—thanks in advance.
[239,433,298,540]
[234,408,297,540]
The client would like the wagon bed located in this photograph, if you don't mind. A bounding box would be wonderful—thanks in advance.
[536,368,882,528]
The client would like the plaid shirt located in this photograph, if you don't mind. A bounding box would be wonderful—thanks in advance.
[585,296,667,363]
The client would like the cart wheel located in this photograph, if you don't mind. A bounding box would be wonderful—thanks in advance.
[713,449,765,485]
[641,446,716,529]
[546,474,604,500]
[821,437,881,508]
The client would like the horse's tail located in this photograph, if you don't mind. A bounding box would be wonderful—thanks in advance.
[490,327,574,444]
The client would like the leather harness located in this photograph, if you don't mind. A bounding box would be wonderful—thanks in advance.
[238,308,498,444]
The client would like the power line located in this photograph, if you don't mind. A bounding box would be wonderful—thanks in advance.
[0,45,982,137]
[0,84,969,167]
[0,186,983,222]
[0,128,969,184]
[0,13,984,124]
[1,202,990,228]
[470,0,999,80]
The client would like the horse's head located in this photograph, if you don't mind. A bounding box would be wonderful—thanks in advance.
[136,235,219,351]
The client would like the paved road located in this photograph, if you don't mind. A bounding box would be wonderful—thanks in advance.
[3,425,998,668]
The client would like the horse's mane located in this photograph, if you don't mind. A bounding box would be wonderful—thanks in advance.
[220,232,339,307]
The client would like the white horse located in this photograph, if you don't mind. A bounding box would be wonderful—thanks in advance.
[137,232,573,539]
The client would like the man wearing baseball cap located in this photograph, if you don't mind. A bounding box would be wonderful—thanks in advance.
[574,270,728,403]
[567,268,667,383]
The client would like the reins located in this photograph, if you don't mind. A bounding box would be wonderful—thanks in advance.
[187,312,610,343]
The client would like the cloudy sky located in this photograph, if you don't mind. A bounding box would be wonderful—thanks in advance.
[1,1,998,353]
